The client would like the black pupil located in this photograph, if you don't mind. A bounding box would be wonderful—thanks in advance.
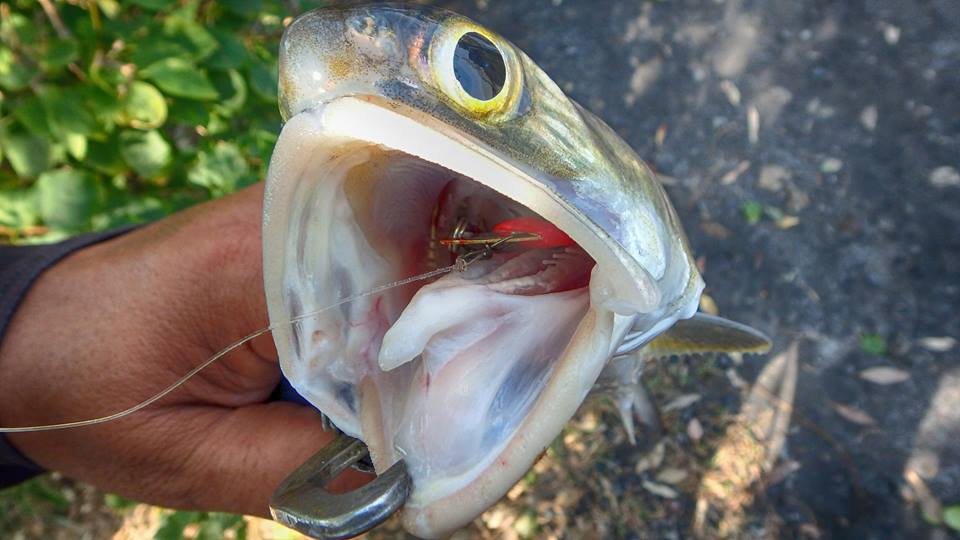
[453,32,506,101]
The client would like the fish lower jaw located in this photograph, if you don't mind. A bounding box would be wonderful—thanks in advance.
[397,304,623,538]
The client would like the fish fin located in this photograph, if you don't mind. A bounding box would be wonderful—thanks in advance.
[644,312,771,359]
[592,355,662,444]
[614,380,662,444]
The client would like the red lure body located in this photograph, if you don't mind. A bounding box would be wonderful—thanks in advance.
[491,217,575,249]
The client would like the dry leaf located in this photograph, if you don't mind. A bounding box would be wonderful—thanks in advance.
[917,336,956,352]
[655,123,668,147]
[820,157,843,173]
[726,368,748,390]
[635,441,666,474]
[860,105,878,131]
[758,165,789,191]
[687,418,704,442]
[930,166,960,188]
[663,393,702,412]
[507,482,526,501]
[831,402,877,426]
[799,523,823,538]
[776,215,800,229]
[719,79,741,106]
[642,480,679,499]
[747,106,759,144]
[904,469,942,523]
[721,160,750,185]
[656,468,689,485]
[767,459,802,486]
[701,221,732,239]
[859,367,910,385]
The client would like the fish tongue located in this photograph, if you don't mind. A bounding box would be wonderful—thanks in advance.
[378,249,593,373]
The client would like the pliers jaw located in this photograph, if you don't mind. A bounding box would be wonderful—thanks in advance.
[270,435,411,540]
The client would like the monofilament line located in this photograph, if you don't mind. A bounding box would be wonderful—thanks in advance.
[0,264,458,433]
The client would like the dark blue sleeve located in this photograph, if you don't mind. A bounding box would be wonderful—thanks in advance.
[0,227,135,488]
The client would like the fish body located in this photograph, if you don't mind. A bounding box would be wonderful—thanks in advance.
[262,4,767,537]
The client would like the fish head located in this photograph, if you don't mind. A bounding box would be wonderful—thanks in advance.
[263,4,703,536]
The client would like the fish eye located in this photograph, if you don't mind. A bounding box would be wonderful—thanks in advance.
[453,32,505,101]
[431,24,521,118]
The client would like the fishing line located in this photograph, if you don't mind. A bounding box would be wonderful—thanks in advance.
[0,264,459,434]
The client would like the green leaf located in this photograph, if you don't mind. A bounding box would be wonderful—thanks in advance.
[156,510,206,540]
[0,52,35,92]
[120,81,168,129]
[205,113,229,136]
[3,134,52,178]
[0,189,39,229]
[248,61,278,102]
[945,505,960,532]
[43,89,97,136]
[35,168,98,231]
[222,0,263,16]
[206,30,248,70]
[239,126,279,168]
[96,0,122,19]
[212,69,247,116]
[763,205,784,220]
[168,99,210,126]
[128,0,176,10]
[742,200,763,225]
[188,141,251,196]
[13,96,51,136]
[1,13,39,45]
[128,39,192,68]
[89,63,126,91]
[860,334,888,356]
[119,130,172,179]
[41,39,79,72]
[92,195,166,230]
[64,133,88,161]
[141,58,219,101]
[154,518,187,540]
[196,519,225,540]
[83,85,125,130]
[163,14,219,61]
[86,135,129,176]
[104,493,138,511]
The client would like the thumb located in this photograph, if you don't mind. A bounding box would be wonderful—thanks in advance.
[181,402,371,517]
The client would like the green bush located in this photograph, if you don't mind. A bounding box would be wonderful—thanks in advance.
[0,0,325,244]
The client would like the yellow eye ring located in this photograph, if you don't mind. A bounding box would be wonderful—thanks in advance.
[429,22,522,119]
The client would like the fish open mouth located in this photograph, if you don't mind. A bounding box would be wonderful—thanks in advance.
[298,143,595,486]
[263,96,665,532]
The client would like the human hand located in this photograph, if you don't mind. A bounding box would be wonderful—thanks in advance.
[0,183,366,516]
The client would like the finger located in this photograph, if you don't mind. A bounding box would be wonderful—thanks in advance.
[179,402,372,517]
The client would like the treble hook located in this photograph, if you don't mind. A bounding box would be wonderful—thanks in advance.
[270,435,411,540]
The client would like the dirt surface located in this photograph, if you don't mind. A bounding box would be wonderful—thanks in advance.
[424,0,959,538]
[5,1,959,539]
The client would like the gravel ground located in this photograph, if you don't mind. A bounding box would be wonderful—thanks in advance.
[4,1,959,539]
